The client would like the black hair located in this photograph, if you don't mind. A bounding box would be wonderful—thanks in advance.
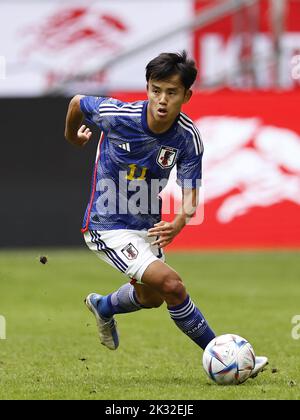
[145,51,197,90]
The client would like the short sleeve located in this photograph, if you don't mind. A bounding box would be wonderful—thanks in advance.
[176,116,204,189]
[80,96,124,131]
[176,150,203,189]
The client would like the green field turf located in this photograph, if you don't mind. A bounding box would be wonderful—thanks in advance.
[0,249,299,400]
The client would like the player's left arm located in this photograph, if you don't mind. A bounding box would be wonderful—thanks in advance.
[148,188,199,248]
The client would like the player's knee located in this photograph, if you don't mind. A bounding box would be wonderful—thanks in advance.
[161,274,186,300]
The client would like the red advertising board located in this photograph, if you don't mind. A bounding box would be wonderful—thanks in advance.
[112,90,300,249]
[193,0,300,90]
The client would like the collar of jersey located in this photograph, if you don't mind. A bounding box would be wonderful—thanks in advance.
[142,101,179,139]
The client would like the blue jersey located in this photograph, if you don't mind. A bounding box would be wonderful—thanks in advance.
[80,96,203,232]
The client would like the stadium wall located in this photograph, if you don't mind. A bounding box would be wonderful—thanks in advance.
[0,98,95,248]
[1,0,300,96]
[1,91,300,249]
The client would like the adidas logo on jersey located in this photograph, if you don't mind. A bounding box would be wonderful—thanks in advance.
[118,143,130,152]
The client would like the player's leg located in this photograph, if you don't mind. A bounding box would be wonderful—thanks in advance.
[133,283,164,308]
[83,229,165,349]
[84,229,214,350]
[141,260,215,350]
[86,229,165,318]
[85,281,164,351]
[94,281,163,319]
[97,280,164,315]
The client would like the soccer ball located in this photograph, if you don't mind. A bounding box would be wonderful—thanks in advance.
[202,334,255,385]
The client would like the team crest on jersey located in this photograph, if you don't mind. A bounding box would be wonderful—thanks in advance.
[121,243,139,260]
[156,146,178,169]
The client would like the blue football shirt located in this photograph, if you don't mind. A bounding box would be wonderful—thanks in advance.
[80,96,203,232]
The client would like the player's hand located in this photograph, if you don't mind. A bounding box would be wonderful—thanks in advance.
[77,125,92,146]
[147,221,180,248]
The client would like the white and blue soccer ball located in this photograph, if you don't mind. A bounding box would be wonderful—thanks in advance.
[202,334,256,385]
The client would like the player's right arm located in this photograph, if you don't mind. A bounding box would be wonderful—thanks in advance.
[64,95,92,147]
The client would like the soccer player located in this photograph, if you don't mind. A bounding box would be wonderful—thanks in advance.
[65,51,267,377]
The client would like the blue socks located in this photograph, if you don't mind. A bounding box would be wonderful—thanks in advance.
[168,295,215,350]
[98,283,145,318]
[98,285,215,350]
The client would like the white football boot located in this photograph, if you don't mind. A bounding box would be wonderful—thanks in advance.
[249,356,269,378]
[85,293,119,350]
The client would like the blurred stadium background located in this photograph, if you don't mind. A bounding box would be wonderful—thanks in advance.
[1,0,300,401]
[1,0,300,249]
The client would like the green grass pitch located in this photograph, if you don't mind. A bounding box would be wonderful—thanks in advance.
[0,249,299,400]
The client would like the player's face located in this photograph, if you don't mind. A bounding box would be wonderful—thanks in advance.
[147,74,192,133]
